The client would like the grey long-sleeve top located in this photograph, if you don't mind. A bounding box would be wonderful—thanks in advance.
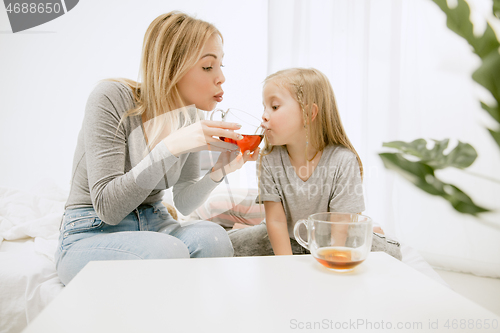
[65,81,221,225]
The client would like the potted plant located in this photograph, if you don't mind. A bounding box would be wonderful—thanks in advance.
[379,0,500,217]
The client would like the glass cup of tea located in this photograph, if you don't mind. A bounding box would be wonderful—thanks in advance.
[210,108,264,153]
[294,212,373,272]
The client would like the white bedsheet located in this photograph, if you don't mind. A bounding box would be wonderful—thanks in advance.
[0,179,66,333]
[0,240,63,333]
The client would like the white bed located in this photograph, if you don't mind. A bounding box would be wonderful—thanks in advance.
[0,179,449,333]
[0,180,66,333]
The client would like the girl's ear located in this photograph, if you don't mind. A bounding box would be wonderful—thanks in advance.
[310,103,319,122]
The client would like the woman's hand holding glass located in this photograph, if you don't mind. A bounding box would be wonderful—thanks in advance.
[162,120,242,157]
[210,147,260,182]
[161,118,259,181]
[207,108,263,181]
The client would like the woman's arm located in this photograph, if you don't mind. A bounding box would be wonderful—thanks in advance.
[173,149,259,216]
[84,83,243,224]
[84,82,181,225]
[171,151,222,216]
[264,201,293,255]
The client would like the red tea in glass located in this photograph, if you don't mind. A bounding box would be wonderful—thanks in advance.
[314,247,364,270]
[220,134,263,153]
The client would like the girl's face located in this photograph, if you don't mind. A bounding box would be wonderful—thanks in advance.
[261,81,305,146]
[177,34,225,111]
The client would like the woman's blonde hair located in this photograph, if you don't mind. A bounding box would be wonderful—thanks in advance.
[261,68,363,179]
[105,11,222,150]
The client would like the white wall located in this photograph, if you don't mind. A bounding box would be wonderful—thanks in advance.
[0,0,267,191]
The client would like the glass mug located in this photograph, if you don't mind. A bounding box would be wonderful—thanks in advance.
[210,108,264,153]
[294,212,373,272]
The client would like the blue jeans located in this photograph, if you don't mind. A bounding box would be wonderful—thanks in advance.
[55,201,234,285]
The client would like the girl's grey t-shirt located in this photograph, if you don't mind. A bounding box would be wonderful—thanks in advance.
[257,145,365,239]
[65,81,221,225]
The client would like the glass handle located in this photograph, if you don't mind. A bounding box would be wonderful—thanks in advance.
[210,108,225,121]
[293,219,309,250]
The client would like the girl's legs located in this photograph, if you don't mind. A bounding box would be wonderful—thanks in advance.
[371,232,402,261]
[229,221,402,260]
[228,222,308,256]
[228,223,273,256]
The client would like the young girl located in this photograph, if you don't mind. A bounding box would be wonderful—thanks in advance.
[229,68,402,260]
[55,11,259,285]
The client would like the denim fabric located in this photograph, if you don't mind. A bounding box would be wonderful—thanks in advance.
[55,201,233,285]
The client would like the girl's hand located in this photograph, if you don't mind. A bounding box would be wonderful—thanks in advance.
[163,120,243,157]
[210,147,260,182]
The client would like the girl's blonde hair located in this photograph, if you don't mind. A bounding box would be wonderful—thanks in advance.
[261,68,363,179]
[104,11,222,150]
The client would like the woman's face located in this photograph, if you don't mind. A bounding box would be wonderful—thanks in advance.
[261,81,305,146]
[177,34,225,111]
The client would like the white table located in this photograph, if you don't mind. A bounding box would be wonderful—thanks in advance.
[24,253,500,333]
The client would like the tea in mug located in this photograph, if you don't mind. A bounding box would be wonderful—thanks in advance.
[220,134,263,153]
[314,247,364,270]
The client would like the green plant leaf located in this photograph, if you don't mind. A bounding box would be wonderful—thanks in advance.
[474,22,500,59]
[432,0,475,48]
[380,1,498,217]
[443,141,478,169]
[382,138,477,169]
[488,128,500,149]
[442,183,490,214]
[480,101,500,123]
[432,0,500,59]
[379,152,489,215]
[379,152,441,194]
[427,139,451,166]
[382,139,428,159]
[494,0,500,19]
[472,50,500,104]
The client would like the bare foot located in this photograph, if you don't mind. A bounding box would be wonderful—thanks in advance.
[232,222,250,230]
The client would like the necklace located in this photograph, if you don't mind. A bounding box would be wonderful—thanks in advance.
[288,149,320,163]
[307,150,319,163]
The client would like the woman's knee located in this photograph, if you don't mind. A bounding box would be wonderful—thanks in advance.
[130,232,189,260]
[56,232,190,285]
[183,221,234,258]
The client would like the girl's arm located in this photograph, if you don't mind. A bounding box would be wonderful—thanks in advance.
[329,150,365,213]
[264,201,293,255]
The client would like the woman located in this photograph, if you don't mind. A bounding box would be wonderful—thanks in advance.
[55,11,258,285]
